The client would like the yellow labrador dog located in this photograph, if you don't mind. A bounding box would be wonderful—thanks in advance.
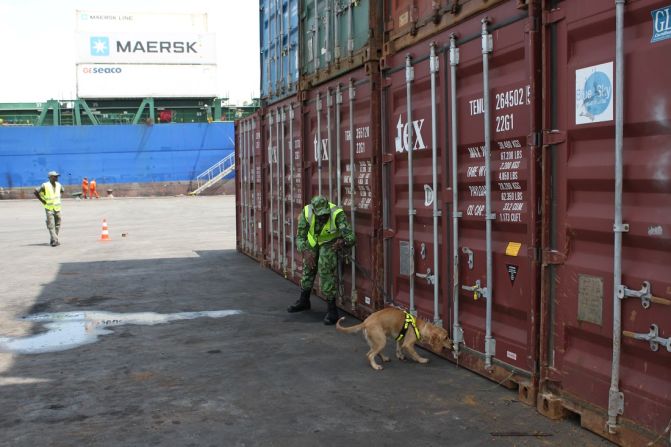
[336,307,453,370]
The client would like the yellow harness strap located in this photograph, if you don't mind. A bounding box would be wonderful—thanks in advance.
[395,312,421,341]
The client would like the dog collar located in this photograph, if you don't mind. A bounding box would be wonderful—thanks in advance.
[396,312,421,341]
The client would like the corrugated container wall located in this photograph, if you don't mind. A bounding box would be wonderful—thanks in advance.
[260,0,300,104]
[262,95,305,280]
[259,76,384,318]
[76,65,218,98]
[382,0,512,56]
[75,10,217,99]
[240,1,671,445]
[300,65,384,315]
[236,111,266,262]
[76,32,217,64]
[300,0,382,88]
[536,1,671,445]
[381,0,540,405]
[76,11,209,32]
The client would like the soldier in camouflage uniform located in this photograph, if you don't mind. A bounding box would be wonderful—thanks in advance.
[287,195,356,324]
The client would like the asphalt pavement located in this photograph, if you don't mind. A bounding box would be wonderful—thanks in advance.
[0,196,612,446]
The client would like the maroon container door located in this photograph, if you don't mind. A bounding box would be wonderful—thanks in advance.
[235,119,243,252]
[450,1,539,375]
[541,1,671,443]
[264,97,304,280]
[382,48,446,323]
[252,113,266,261]
[302,66,384,314]
[285,101,305,284]
[236,115,261,260]
[383,0,540,383]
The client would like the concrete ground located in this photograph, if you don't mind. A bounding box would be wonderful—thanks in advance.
[0,196,612,447]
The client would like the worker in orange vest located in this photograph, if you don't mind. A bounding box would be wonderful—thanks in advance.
[81,177,89,199]
[90,178,100,199]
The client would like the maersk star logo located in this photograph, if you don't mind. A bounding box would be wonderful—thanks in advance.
[90,36,109,56]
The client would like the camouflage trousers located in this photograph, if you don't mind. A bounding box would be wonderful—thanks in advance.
[300,243,338,299]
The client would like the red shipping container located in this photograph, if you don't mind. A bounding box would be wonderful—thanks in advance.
[382,0,514,56]
[236,111,266,261]
[537,1,671,445]
[382,0,541,401]
[239,1,671,444]
[301,64,385,315]
[262,95,305,279]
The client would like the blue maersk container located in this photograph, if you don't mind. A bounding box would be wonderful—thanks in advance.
[260,0,299,104]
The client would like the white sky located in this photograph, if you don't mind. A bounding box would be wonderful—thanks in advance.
[0,0,259,105]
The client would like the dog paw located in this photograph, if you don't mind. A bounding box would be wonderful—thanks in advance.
[372,364,383,371]
[396,354,406,361]
[418,358,429,364]
[380,355,391,363]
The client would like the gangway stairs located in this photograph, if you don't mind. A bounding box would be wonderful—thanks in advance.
[189,152,235,195]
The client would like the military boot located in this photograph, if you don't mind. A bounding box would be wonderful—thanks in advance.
[323,298,338,325]
[287,289,311,313]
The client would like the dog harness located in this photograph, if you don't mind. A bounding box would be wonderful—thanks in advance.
[396,312,421,341]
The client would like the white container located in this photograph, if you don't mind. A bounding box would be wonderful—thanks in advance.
[76,11,208,32]
[75,32,216,64]
[76,64,218,98]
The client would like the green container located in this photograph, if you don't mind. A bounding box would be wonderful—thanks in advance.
[301,0,371,76]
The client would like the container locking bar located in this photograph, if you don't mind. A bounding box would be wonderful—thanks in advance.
[623,324,671,353]
[415,268,435,285]
[617,281,671,309]
[462,280,488,301]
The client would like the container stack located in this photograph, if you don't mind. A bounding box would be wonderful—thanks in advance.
[236,2,671,446]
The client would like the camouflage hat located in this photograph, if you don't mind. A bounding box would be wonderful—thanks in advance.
[310,195,331,216]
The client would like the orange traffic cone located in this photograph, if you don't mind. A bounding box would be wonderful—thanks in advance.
[99,219,111,241]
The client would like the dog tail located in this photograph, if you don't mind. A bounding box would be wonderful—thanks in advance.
[335,317,364,334]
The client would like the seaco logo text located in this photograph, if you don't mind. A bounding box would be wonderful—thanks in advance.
[81,67,122,74]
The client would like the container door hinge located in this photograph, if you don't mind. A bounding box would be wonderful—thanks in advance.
[608,389,625,417]
[542,130,566,145]
[542,249,566,265]
[382,153,394,164]
[543,8,566,25]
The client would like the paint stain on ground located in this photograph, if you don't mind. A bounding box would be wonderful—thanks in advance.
[461,394,477,407]
[0,310,242,354]
[131,371,156,381]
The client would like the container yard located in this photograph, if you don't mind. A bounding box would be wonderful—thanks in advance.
[237,1,671,446]
[0,1,669,446]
